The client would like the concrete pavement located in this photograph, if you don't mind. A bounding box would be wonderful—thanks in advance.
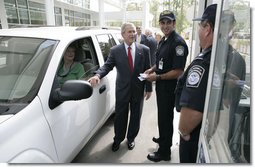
[72,87,180,163]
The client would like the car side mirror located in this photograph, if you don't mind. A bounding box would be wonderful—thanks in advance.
[49,80,93,109]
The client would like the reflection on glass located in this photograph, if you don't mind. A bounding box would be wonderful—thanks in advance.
[204,2,250,163]
[221,10,248,163]
[0,37,57,102]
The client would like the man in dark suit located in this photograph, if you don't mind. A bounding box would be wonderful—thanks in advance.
[145,28,158,66]
[135,26,148,45]
[88,22,152,152]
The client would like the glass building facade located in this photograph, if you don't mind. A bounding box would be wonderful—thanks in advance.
[2,0,91,28]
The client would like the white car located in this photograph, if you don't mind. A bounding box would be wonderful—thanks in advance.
[0,27,121,163]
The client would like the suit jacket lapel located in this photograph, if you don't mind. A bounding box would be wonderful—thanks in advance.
[121,43,129,62]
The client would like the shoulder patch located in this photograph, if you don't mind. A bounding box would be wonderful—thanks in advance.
[186,65,205,88]
[176,45,185,56]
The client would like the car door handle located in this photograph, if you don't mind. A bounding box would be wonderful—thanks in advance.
[99,85,106,94]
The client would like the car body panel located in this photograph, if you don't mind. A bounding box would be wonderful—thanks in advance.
[0,97,58,163]
[0,27,119,163]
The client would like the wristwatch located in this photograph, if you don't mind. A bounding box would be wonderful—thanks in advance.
[156,74,161,81]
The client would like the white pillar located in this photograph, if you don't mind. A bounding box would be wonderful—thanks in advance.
[122,0,127,23]
[99,0,105,27]
[142,1,149,30]
[61,7,65,26]
[0,0,8,29]
[45,0,55,26]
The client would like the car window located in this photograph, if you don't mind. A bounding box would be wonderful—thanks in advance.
[78,38,100,80]
[57,37,99,84]
[96,34,116,61]
[0,37,57,102]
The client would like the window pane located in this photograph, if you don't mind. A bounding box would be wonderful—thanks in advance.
[28,1,45,12]
[4,0,17,7]
[17,0,27,8]
[6,8,18,23]
[19,9,29,24]
[30,10,46,25]
[96,34,112,61]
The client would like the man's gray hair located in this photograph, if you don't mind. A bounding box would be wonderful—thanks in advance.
[145,28,153,36]
[121,22,135,34]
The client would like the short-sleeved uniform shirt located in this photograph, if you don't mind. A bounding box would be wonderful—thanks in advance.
[177,47,212,139]
[155,30,188,84]
[179,47,212,112]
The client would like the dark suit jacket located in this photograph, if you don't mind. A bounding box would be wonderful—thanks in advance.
[136,34,148,46]
[96,43,152,102]
[146,35,158,66]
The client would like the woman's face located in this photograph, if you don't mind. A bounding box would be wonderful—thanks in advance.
[64,47,76,62]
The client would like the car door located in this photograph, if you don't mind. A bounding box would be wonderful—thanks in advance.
[94,33,118,115]
[77,37,109,130]
[40,37,108,162]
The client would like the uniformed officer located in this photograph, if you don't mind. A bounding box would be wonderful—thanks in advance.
[144,10,188,162]
[176,4,217,163]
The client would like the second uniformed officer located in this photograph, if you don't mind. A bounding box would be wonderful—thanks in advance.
[176,4,217,163]
[145,10,188,162]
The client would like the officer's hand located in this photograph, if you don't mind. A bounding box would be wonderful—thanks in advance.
[145,72,156,82]
[144,68,153,74]
[223,98,230,108]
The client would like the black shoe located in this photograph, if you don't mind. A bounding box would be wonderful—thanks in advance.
[152,137,160,144]
[127,141,135,150]
[112,142,120,152]
[147,152,170,162]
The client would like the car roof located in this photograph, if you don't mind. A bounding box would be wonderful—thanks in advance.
[0,26,121,41]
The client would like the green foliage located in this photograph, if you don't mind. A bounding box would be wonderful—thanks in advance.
[149,0,194,34]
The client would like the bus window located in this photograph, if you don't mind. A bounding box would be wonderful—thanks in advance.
[202,1,250,163]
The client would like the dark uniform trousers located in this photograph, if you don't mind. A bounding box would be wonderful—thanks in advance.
[179,125,201,163]
[156,79,177,156]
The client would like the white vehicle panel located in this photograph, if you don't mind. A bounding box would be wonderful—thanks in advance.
[0,97,57,163]
[0,27,119,163]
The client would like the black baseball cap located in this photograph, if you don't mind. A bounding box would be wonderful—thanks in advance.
[159,10,176,21]
[193,4,217,27]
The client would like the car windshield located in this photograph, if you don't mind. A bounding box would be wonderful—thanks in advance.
[0,36,57,103]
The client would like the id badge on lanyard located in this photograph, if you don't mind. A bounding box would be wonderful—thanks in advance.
[159,58,163,70]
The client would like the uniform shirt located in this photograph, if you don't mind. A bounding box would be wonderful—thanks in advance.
[176,47,212,140]
[155,30,188,77]
[178,47,212,113]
